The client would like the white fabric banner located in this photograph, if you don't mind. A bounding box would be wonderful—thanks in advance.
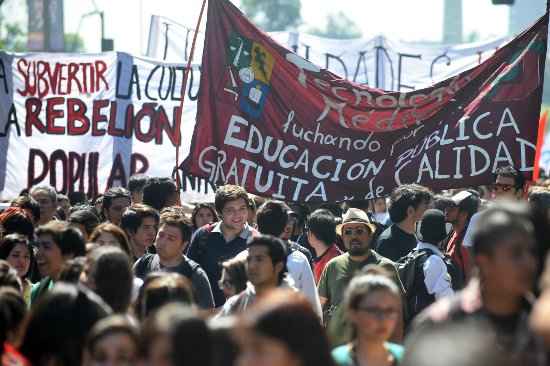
[0,51,214,201]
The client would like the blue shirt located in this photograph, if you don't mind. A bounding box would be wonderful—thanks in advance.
[332,342,404,365]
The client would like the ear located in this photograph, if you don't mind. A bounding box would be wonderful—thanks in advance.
[274,261,284,276]
[406,205,415,218]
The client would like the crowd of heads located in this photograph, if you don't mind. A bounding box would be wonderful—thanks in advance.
[0,166,549,365]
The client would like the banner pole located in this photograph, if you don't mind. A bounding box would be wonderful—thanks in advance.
[174,0,208,200]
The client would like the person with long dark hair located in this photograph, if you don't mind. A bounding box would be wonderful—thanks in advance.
[237,289,335,366]
[0,234,34,304]
[332,274,404,366]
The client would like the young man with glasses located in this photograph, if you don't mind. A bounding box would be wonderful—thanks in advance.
[187,185,257,307]
[318,208,401,346]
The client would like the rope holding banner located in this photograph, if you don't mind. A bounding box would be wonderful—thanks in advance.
[174,0,208,201]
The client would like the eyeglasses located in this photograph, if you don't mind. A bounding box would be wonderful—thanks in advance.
[491,183,515,192]
[356,306,399,320]
[218,280,234,290]
[343,228,369,236]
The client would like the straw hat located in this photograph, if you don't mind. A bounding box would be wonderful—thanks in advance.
[336,208,377,236]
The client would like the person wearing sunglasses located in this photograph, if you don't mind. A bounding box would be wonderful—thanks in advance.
[491,165,525,201]
[318,208,402,347]
[332,274,404,366]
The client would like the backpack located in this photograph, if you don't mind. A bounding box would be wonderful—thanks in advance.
[396,248,464,323]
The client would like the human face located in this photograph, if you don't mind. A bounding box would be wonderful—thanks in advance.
[195,208,215,229]
[32,190,56,224]
[221,198,248,232]
[444,206,459,224]
[342,223,372,257]
[477,232,536,298]
[88,332,137,366]
[281,216,297,241]
[96,232,121,248]
[131,217,158,257]
[247,245,280,289]
[219,268,238,299]
[105,197,131,226]
[7,243,31,278]
[237,331,301,366]
[492,175,519,200]
[36,234,65,279]
[349,289,400,343]
[154,224,185,264]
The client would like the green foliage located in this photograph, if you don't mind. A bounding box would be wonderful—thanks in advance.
[65,33,86,52]
[309,11,362,39]
[0,22,26,51]
[240,0,301,31]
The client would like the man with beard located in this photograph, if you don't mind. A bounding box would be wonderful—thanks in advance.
[318,208,401,346]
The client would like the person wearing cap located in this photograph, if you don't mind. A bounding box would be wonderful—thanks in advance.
[444,190,480,283]
[318,208,401,346]
[415,209,454,308]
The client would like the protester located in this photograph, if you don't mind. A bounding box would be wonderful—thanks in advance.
[0,287,29,366]
[376,184,433,262]
[101,187,131,226]
[120,204,159,260]
[0,208,34,240]
[491,165,525,201]
[401,209,456,323]
[134,213,214,309]
[236,290,335,366]
[415,202,545,365]
[89,222,133,258]
[140,303,209,366]
[191,203,218,232]
[10,195,40,225]
[208,316,240,366]
[0,261,22,293]
[332,274,404,365]
[139,272,194,319]
[0,234,33,304]
[187,185,256,307]
[246,195,257,229]
[29,185,58,225]
[31,221,86,304]
[218,235,292,316]
[56,194,70,220]
[68,207,100,242]
[128,174,150,204]
[20,283,111,366]
[307,209,342,284]
[81,246,134,314]
[220,257,248,300]
[142,177,179,211]
[444,190,480,282]
[58,257,86,283]
[318,208,402,346]
[252,200,321,317]
[84,315,140,366]
[371,197,390,225]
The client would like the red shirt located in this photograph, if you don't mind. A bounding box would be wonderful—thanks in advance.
[314,244,343,284]
[446,230,472,279]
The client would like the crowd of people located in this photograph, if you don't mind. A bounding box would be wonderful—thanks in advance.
[0,166,549,365]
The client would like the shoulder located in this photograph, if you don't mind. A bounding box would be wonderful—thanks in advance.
[386,342,405,362]
[325,253,348,269]
[371,250,396,266]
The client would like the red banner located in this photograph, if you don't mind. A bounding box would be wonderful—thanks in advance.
[182,0,548,202]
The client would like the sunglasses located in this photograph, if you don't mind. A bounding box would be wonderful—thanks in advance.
[491,183,515,192]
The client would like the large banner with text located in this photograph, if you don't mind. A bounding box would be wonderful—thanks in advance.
[182,0,548,202]
[0,52,213,200]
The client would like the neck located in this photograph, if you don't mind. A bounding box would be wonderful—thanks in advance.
[452,220,466,234]
[254,281,278,297]
[349,251,370,262]
[132,240,146,258]
[481,287,523,316]
[397,220,415,234]
[159,254,183,268]
[311,241,330,257]
[356,336,391,365]
[221,222,242,241]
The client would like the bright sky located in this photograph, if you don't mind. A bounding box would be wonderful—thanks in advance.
[60,0,513,55]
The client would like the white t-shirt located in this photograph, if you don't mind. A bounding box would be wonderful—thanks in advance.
[462,212,481,248]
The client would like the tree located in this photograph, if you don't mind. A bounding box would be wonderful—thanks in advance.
[240,0,301,31]
[309,12,362,39]
[64,33,86,52]
[0,22,26,51]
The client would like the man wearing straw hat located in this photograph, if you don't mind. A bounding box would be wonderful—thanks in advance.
[318,208,402,346]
